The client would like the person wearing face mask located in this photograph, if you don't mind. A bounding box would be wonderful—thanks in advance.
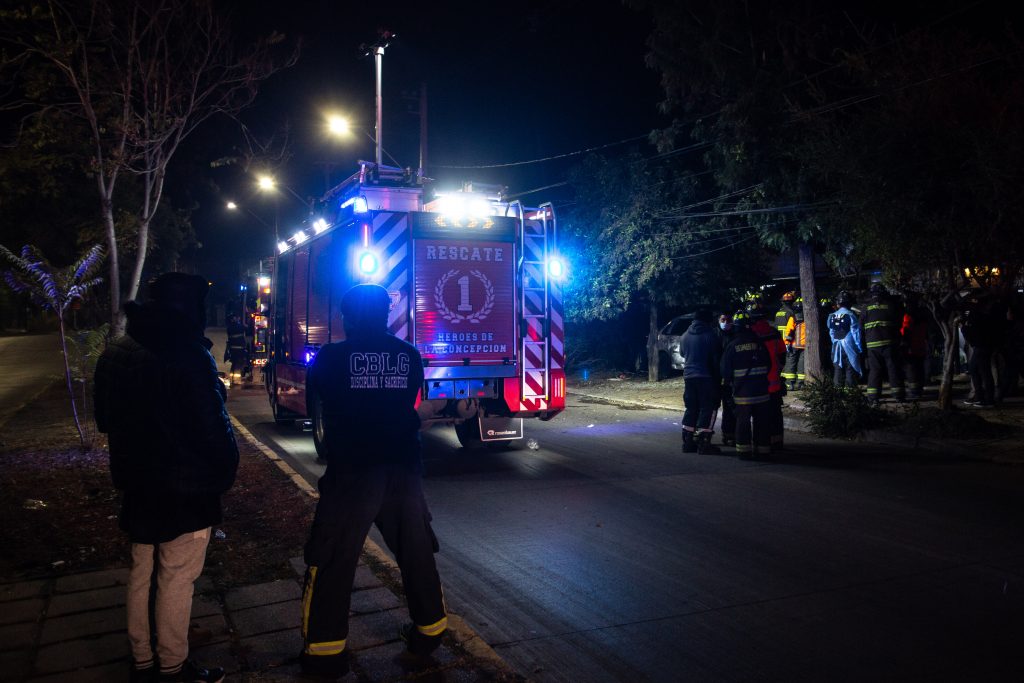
[717,311,737,447]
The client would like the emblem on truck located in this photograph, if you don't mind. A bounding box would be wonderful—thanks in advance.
[434,269,495,324]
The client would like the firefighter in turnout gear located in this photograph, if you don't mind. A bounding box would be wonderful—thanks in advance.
[782,296,807,391]
[863,282,905,403]
[722,311,772,458]
[300,284,446,678]
[775,292,798,392]
[680,306,722,454]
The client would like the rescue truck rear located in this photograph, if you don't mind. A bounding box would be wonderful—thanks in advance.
[265,163,566,456]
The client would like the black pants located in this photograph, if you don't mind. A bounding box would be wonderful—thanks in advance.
[968,345,994,405]
[720,384,736,441]
[782,348,805,388]
[903,354,926,397]
[682,377,720,434]
[301,462,445,670]
[834,363,860,387]
[867,345,904,400]
[769,392,784,448]
[734,401,771,457]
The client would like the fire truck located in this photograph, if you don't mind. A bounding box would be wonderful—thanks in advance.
[265,162,566,456]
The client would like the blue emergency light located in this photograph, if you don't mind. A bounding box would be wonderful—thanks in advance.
[547,256,567,280]
[358,251,379,275]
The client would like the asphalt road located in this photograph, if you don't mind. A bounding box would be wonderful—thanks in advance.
[225,377,1024,683]
[0,333,64,428]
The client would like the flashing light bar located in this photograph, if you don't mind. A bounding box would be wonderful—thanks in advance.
[277,241,289,253]
[340,196,369,214]
[313,218,329,234]
[292,231,308,245]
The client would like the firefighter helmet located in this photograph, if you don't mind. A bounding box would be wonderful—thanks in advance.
[782,291,797,303]
[836,290,854,308]
[869,282,886,297]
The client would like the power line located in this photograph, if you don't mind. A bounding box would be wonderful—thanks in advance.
[434,134,649,169]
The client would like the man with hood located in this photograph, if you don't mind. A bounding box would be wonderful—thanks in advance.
[95,272,238,683]
[299,284,446,678]
[680,305,722,454]
[828,290,864,387]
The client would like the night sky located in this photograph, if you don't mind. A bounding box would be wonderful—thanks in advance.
[188,0,664,300]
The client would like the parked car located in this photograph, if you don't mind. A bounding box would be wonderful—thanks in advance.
[655,314,694,373]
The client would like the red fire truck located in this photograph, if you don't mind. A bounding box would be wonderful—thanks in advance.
[265,162,566,456]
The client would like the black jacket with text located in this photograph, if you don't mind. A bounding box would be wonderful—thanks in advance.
[306,331,424,469]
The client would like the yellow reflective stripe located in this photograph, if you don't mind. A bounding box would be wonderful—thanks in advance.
[734,395,769,405]
[302,566,317,639]
[305,639,347,656]
[417,615,448,637]
[866,340,892,348]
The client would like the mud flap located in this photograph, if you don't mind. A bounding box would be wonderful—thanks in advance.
[479,417,524,442]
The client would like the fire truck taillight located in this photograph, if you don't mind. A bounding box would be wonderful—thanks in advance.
[550,369,566,408]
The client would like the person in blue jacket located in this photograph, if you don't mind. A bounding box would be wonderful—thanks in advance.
[828,290,864,387]
[680,305,722,454]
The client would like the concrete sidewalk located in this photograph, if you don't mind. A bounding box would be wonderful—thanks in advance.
[1,554,510,682]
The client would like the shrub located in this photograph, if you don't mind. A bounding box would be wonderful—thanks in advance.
[802,376,893,439]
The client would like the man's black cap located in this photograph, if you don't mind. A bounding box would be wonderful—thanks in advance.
[341,283,390,332]
[146,272,209,329]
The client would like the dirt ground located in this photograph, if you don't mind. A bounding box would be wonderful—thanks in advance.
[0,381,315,586]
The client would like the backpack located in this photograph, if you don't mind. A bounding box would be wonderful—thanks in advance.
[829,312,851,341]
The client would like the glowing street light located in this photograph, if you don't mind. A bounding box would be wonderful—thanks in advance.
[257,175,276,191]
[226,201,238,210]
[327,114,351,136]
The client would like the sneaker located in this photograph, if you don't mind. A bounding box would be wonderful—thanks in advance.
[158,660,225,683]
[401,623,444,657]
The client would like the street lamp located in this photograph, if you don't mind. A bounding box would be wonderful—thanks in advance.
[226,201,238,211]
[257,175,275,191]
[327,114,350,136]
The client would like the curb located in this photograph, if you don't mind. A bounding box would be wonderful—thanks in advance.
[228,415,517,678]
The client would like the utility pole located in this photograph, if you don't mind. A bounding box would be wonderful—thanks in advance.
[362,30,393,170]
[419,81,428,179]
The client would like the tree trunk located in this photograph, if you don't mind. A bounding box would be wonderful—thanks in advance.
[936,311,960,410]
[100,193,124,337]
[797,242,822,382]
[57,312,86,447]
[647,299,660,382]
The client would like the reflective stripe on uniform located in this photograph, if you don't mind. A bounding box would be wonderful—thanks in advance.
[734,394,769,405]
[305,639,347,656]
[417,615,448,637]
[866,339,892,348]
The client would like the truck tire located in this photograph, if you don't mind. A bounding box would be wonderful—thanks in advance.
[267,371,296,426]
[454,417,483,449]
[311,392,327,460]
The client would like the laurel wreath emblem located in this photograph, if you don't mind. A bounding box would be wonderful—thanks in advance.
[434,269,495,324]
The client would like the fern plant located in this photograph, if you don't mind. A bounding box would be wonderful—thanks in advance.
[0,244,105,447]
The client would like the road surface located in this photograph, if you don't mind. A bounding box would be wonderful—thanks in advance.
[0,333,65,428]
[225,376,1024,682]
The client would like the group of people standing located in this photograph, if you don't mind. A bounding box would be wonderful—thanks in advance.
[678,299,787,460]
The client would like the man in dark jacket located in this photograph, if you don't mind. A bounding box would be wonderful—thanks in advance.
[95,273,238,683]
[680,306,722,454]
[300,284,446,678]
[748,300,788,451]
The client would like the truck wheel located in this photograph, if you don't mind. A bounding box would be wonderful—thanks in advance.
[454,418,483,449]
[311,393,328,460]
